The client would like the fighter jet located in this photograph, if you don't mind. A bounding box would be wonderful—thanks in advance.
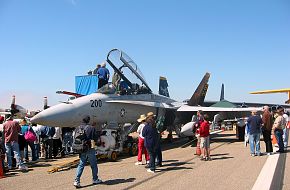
[0,95,27,118]
[30,49,210,130]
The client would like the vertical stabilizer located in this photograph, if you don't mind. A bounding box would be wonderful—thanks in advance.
[187,72,210,106]
[220,83,225,101]
[10,95,18,115]
[44,97,49,110]
[159,76,170,97]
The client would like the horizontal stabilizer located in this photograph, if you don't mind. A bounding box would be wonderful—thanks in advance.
[56,91,84,98]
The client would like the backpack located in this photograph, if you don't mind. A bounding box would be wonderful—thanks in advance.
[72,125,90,154]
[24,126,37,142]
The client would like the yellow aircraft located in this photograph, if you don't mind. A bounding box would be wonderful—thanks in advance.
[250,88,290,104]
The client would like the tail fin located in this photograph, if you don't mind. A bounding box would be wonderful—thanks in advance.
[43,97,49,110]
[159,76,170,97]
[187,72,210,106]
[10,95,19,115]
[220,83,225,101]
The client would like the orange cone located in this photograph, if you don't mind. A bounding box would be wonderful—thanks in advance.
[196,141,201,156]
[272,135,277,145]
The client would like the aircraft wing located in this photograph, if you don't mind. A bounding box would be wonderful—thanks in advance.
[250,88,290,94]
[106,100,177,109]
[177,105,262,112]
[0,111,10,115]
[250,88,290,104]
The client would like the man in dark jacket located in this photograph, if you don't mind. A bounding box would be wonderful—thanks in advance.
[262,106,273,155]
[142,112,158,173]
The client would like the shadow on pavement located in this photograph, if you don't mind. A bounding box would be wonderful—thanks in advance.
[158,161,193,172]
[210,153,229,157]
[211,156,234,161]
[103,178,136,185]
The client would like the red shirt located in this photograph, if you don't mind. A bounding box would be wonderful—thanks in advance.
[3,120,21,143]
[199,121,210,137]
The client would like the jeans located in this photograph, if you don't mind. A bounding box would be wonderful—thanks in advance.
[249,133,261,155]
[283,128,289,148]
[275,129,284,152]
[5,141,24,168]
[24,141,37,161]
[34,144,40,160]
[147,148,156,171]
[75,148,98,183]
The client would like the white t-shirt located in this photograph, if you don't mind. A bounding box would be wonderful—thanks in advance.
[137,123,145,139]
[53,127,62,140]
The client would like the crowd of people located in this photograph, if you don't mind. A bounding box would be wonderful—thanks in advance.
[0,114,74,172]
[246,106,289,156]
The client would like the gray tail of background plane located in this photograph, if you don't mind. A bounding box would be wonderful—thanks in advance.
[187,72,210,106]
[220,83,225,101]
[159,76,170,97]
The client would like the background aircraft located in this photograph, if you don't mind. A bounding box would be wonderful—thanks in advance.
[0,95,27,118]
[250,88,290,104]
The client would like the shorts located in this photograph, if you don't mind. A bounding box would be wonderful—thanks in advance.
[200,136,210,148]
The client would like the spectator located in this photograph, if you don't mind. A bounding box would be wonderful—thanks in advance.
[3,114,27,170]
[199,114,211,161]
[262,106,274,155]
[272,107,286,153]
[282,111,289,149]
[40,126,55,159]
[74,116,102,188]
[93,64,101,75]
[20,119,37,162]
[53,127,63,158]
[247,110,263,156]
[32,123,41,160]
[135,114,150,165]
[142,112,159,173]
[97,62,110,89]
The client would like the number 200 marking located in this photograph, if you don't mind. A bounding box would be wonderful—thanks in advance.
[90,100,102,107]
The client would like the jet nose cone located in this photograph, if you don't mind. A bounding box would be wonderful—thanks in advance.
[30,103,78,127]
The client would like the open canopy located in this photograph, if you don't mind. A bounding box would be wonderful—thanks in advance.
[106,49,152,94]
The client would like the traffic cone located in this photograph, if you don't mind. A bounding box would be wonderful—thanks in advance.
[272,135,277,146]
[0,159,5,179]
[195,140,201,156]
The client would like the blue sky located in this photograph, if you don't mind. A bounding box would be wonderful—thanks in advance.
[0,0,289,110]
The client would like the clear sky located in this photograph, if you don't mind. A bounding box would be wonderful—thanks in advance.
[0,0,289,110]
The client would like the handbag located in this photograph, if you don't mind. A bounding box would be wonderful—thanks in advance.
[24,126,37,142]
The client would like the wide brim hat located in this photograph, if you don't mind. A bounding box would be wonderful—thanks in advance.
[146,112,155,119]
[137,114,146,122]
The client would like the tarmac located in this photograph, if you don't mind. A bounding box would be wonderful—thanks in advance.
[0,130,289,190]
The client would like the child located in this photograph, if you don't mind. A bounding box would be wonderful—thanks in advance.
[199,114,211,161]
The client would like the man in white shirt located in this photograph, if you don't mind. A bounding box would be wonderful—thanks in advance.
[135,114,150,165]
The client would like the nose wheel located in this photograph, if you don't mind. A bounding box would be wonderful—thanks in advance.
[108,151,117,161]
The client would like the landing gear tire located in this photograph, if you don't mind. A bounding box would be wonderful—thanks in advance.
[129,143,138,156]
[109,151,117,161]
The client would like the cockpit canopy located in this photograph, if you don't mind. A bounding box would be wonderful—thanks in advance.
[106,49,152,95]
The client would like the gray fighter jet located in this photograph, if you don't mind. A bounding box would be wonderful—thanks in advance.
[30,49,210,130]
